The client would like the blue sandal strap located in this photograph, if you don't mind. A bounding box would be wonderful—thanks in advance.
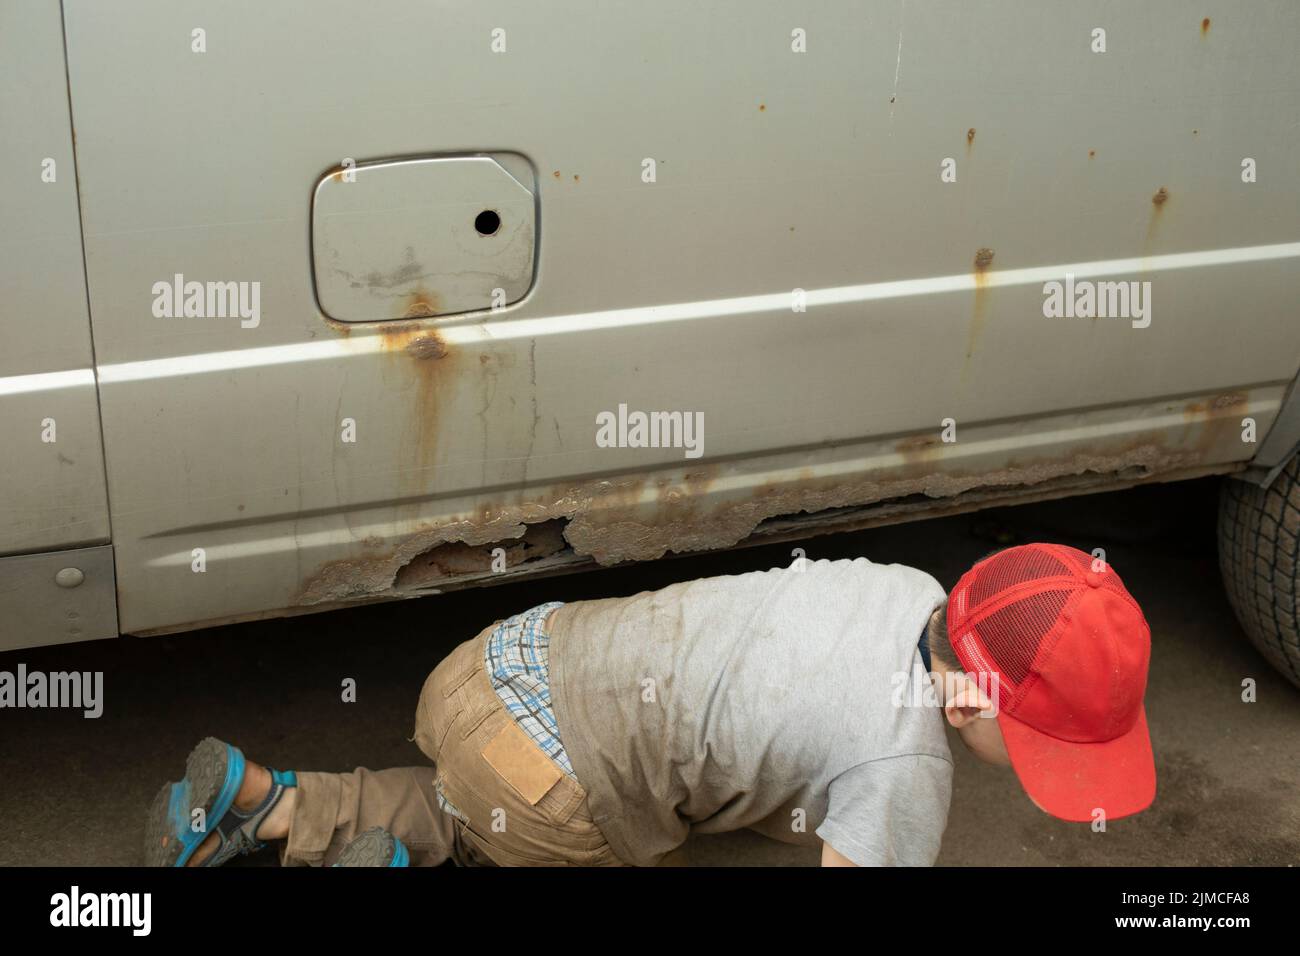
[201,767,295,868]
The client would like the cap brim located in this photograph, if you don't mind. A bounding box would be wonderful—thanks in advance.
[997,705,1156,823]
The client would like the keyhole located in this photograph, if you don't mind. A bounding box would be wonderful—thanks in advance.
[474,210,501,236]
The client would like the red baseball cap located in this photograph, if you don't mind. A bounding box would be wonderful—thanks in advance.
[946,543,1155,822]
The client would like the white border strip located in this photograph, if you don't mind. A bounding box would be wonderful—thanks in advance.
[7,241,1298,393]
[0,367,97,398]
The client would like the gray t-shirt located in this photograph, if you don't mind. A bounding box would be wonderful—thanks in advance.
[549,557,953,866]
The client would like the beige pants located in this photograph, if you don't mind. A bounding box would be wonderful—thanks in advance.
[281,627,625,867]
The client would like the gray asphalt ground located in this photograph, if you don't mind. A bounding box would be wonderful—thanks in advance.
[2,477,1297,866]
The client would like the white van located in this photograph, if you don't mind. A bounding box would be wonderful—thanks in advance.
[3,1,1298,687]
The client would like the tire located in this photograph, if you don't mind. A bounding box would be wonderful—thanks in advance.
[1218,455,1300,689]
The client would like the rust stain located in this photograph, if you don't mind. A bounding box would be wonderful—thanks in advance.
[552,170,561,179]
[372,312,524,505]
[681,467,719,503]
[759,103,766,112]
[402,288,441,318]
[1089,149,1096,159]
[1184,392,1248,421]
[965,128,976,154]
[1146,187,1170,248]
[1183,392,1248,458]
[323,316,352,337]
[372,292,459,488]
[966,247,995,362]
[896,434,942,455]
[896,434,945,476]
[573,174,580,182]
[324,163,351,185]
[1201,17,1211,35]
[380,294,451,359]
[376,321,428,353]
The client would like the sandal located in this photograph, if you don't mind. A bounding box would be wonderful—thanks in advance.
[144,736,296,867]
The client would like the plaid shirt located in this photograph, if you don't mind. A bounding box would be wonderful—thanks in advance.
[482,601,575,778]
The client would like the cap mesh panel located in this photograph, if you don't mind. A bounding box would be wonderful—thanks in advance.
[969,547,1071,607]
[971,589,1072,684]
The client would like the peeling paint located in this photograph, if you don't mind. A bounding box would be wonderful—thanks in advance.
[376,320,439,354]
[135,455,1243,638]
[295,409,1242,607]
[395,518,567,587]
[404,335,448,360]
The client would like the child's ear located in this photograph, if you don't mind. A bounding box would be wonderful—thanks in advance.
[942,672,997,729]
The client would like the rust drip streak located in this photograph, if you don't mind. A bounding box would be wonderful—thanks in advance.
[966,247,995,361]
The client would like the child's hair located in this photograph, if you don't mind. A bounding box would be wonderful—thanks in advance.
[926,602,960,670]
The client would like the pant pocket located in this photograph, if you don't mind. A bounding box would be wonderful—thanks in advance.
[434,760,558,865]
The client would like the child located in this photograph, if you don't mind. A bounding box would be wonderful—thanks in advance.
[146,542,1155,867]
